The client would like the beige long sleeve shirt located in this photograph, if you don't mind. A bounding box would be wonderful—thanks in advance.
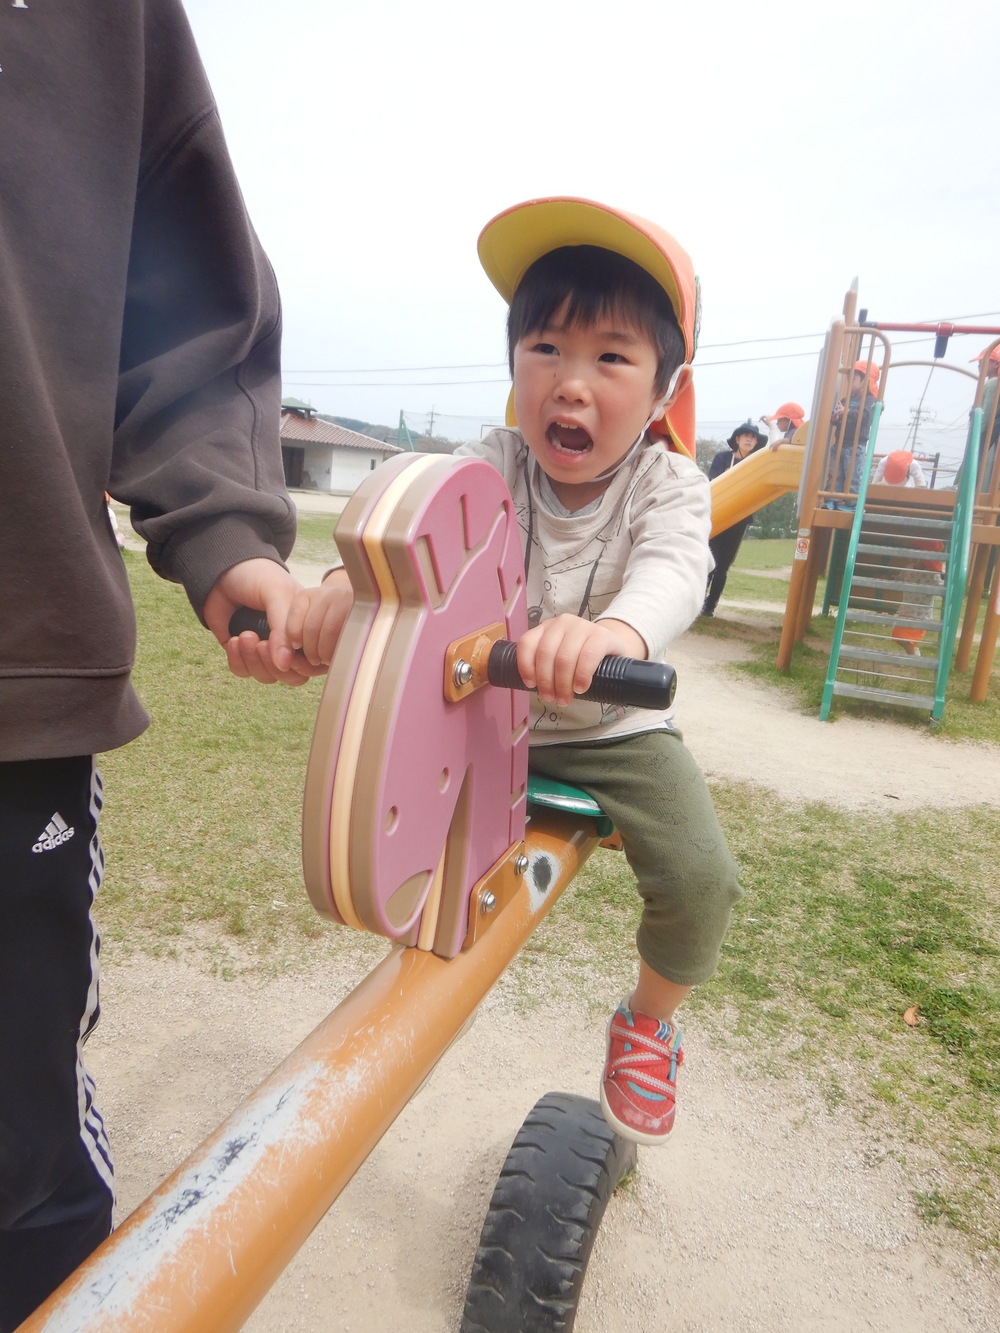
[456,429,711,744]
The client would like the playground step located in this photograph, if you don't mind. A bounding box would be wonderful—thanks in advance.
[855,540,952,560]
[836,644,940,671]
[842,608,944,631]
[832,682,936,709]
[848,574,945,595]
[860,513,954,534]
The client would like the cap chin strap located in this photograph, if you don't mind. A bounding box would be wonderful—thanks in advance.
[589,362,689,485]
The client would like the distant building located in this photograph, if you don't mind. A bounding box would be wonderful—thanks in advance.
[280,399,405,493]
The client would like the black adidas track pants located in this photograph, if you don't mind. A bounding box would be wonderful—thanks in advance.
[0,757,114,1332]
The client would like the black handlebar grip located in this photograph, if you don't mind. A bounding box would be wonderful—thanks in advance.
[229,608,271,639]
[226,613,676,710]
[486,639,676,711]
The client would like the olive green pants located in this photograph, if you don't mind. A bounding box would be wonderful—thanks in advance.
[529,726,741,986]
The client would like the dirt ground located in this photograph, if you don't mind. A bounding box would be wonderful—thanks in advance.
[85,564,1000,1332]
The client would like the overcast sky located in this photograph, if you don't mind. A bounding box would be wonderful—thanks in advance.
[185,0,998,469]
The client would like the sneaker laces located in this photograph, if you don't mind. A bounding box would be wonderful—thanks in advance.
[607,1014,683,1099]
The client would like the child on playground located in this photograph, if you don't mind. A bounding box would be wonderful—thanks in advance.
[762,401,805,450]
[823,360,879,508]
[289,197,741,1146]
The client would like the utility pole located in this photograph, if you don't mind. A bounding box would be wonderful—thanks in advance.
[397,410,415,451]
[427,406,435,439]
[905,405,935,450]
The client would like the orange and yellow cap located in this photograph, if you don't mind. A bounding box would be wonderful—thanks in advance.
[478,196,700,459]
[853,359,880,395]
[883,450,913,485]
[764,402,806,427]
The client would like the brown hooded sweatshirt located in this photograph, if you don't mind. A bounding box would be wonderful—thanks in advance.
[0,0,294,761]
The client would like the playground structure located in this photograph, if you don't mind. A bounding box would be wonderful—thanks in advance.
[22,304,999,1330]
[23,454,670,1332]
[707,440,804,537]
[708,288,1000,719]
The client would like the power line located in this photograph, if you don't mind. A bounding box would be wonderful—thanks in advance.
[284,314,1000,411]
[913,309,1000,324]
[282,329,828,375]
[410,410,504,421]
[282,312,1000,377]
[285,361,506,374]
[284,378,509,388]
[285,332,982,388]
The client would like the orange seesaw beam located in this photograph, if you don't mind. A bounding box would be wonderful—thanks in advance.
[22,811,600,1333]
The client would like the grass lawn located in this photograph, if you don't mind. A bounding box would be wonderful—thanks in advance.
[550,802,1000,1252]
[727,615,1000,744]
[733,536,798,571]
[289,512,341,566]
[707,536,827,606]
[100,554,1000,1254]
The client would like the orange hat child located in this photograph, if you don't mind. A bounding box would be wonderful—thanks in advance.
[853,360,880,396]
[477,196,700,459]
[882,450,913,485]
[764,401,805,427]
[971,344,1000,368]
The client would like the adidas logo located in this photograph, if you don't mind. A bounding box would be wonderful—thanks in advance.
[32,812,76,854]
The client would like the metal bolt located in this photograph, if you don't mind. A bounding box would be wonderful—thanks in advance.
[480,890,497,915]
[453,659,473,688]
[514,854,529,876]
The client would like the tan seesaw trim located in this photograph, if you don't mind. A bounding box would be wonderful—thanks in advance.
[415,846,447,953]
[328,454,441,929]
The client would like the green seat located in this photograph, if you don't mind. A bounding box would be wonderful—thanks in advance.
[526,774,616,840]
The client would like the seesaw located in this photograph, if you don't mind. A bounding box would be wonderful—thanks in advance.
[24,453,675,1332]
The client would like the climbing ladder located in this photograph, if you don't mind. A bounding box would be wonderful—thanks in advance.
[819,409,980,722]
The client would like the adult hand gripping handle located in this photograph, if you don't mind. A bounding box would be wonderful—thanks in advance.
[228,609,677,712]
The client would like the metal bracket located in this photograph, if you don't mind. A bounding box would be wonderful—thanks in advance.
[443,621,505,703]
[463,840,528,948]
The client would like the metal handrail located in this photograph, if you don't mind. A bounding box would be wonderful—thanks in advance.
[819,401,884,720]
[933,410,980,719]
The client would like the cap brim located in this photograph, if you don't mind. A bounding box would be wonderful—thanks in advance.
[479,197,696,361]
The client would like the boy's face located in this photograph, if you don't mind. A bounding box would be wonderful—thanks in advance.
[511,302,664,509]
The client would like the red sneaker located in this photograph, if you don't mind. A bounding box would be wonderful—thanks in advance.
[600,1003,683,1146]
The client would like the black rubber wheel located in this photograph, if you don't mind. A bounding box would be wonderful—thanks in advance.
[460,1090,637,1333]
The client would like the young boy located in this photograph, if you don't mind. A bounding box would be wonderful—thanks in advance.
[823,361,879,509]
[762,401,805,450]
[290,197,741,1146]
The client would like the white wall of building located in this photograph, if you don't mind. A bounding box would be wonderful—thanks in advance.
[300,447,396,494]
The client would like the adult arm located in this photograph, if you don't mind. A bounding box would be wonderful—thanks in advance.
[109,0,300,671]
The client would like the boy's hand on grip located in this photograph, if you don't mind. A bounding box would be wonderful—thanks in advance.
[286,568,354,668]
[516,614,647,708]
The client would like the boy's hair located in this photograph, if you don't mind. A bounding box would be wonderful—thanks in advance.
[506,246,685,398]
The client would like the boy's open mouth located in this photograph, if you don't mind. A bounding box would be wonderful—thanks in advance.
[547,422,593,454]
